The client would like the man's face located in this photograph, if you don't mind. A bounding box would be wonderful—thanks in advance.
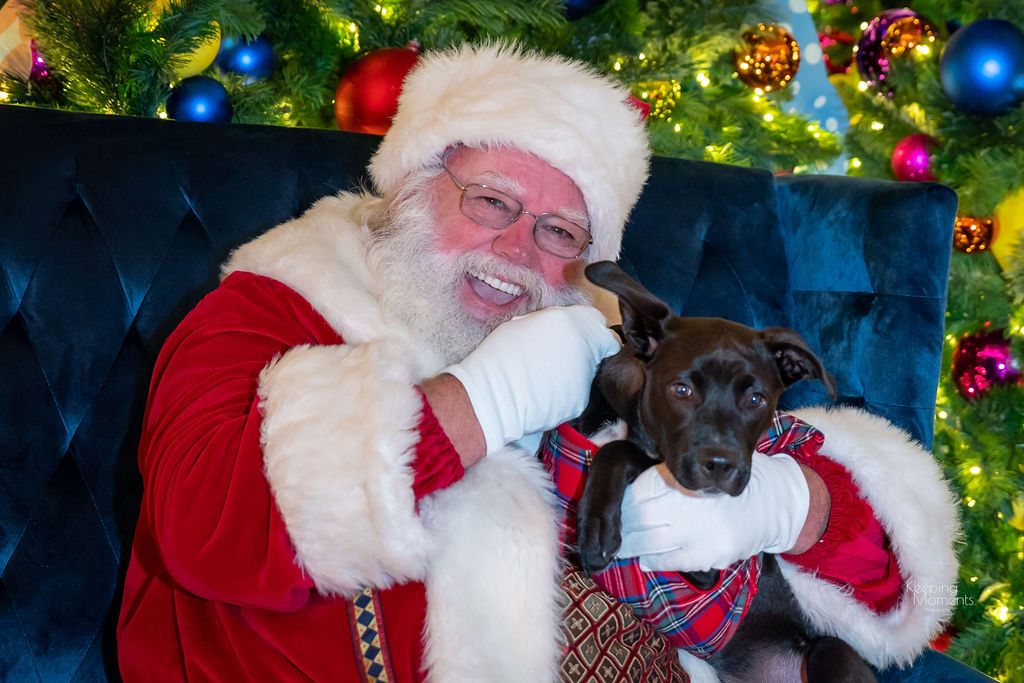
[368,145,590,365]
[432,146,589,324]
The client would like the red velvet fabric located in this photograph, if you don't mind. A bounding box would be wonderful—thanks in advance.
[117,271,461,681]
[781,437,904,613]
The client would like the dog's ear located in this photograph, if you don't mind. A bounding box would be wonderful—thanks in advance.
[585,261,671,360]
[599,351,646,420]
[760,328,838,399]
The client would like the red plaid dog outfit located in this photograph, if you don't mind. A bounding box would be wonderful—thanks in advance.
[541,412,827,657]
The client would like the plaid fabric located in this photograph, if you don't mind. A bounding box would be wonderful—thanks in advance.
[542,413,824,657]
[756,412,826,459]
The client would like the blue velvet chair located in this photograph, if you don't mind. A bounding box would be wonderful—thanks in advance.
[0,104,988,681]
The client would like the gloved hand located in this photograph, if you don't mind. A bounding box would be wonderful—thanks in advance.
[616,454,811,572]
[443,305,619,455]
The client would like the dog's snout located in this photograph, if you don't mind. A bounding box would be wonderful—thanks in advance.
[699,452,735,476]
[678,448,749,496]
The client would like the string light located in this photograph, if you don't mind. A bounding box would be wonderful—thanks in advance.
[763,113,774,122]
[614,61,622,72]
[673,123,681,133]
[696,72,710,88]
[967,497,977,508]
[937,409,948,419]
[870,121,885,131]
[850,158,862,169]
[970,465,982,475]
[334,20,360,50]
[0,91,8,102]
[857,81,870,92]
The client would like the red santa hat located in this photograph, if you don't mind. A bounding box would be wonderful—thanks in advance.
[368,42,651,262]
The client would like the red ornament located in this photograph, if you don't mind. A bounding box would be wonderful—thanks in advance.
[819,29,855,75]
[626,94,651,121]
[891,133,937,182]
[952,326,1022,400]
[335,42,420,135]
[930,625,957,652]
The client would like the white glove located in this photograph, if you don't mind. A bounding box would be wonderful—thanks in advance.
[616,453,811,572]
[444,305,619,455]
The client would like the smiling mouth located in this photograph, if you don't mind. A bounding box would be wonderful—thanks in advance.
[467,270,525,306]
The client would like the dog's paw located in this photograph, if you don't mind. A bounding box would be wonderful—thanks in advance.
[576,499,623,575]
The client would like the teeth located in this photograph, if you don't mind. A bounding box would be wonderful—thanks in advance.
[469,270,523,297]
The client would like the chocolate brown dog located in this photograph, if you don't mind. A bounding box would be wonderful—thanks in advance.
[575,261,876,682]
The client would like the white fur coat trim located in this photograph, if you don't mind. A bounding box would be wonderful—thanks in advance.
[419,445,563,683]
[222,192,445,378]
[781,406,961,669]
[231,203,565,679]
[258,340,433,595]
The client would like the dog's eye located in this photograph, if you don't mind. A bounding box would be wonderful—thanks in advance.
[671,383,693,400]
[745,392,768,409]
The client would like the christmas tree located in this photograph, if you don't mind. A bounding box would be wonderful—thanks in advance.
[1,0,839,169]
[810,1,1024,678]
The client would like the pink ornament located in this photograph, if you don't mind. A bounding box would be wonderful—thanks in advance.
[890,133,937,182]
[29,39,48,79]
[952,327,1022,400]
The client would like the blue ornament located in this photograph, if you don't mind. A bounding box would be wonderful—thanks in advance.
[940,19,1024,116]
[565,0,607,20]
[215,35,276,82]
[166,76,232,123]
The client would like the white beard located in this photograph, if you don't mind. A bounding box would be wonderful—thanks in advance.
[367,179,587,365]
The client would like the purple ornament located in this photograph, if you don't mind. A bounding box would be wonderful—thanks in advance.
[29,39,48,80]
[856,7,917,92]
[891,133,937,181]
[952,328,1022,400]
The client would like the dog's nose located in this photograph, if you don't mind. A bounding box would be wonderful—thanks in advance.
[699,452,735,476]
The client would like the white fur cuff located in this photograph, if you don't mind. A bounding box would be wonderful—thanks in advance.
[782,406,961,669]
[419,446,562,683]
[258,340,434,595]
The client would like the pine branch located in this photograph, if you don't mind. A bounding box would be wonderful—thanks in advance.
[21,0,153,113]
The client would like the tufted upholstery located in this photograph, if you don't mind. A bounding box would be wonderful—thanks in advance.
[0,104,958,681]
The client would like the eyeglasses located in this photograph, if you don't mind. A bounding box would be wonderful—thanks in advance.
[442,163,593,259]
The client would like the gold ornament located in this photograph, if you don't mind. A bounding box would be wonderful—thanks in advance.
[734,23,800,92]
[1009,496,1024,532]
[992,186,1024,270]
[154,0,221,80]
[953,215,995,254]
[880,15,938,60]
[634,80,681,121]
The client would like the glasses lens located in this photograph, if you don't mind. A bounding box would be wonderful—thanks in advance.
[535,215,591,258]
[461,184,521,229]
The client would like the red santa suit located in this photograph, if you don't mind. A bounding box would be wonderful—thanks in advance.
[116,192,959,682]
